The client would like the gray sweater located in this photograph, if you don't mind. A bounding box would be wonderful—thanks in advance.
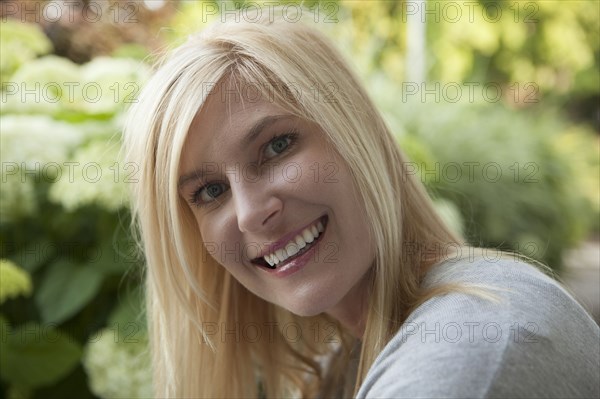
[356,257,600,398]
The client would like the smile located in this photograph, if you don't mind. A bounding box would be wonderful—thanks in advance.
[251,215,328,269]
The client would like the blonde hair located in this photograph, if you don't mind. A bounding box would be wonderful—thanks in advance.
[123,9,474,398]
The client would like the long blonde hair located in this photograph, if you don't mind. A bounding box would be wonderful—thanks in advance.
[123,9,466,398]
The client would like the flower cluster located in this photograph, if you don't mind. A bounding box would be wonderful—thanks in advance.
[0,115,83,167]
[0,20,52,83]
[2,55,80,115]
[83,328,153,398]
[1,21,150,216]
[0,259,32,304]
[2,54,149,117]
[49,139,130,212]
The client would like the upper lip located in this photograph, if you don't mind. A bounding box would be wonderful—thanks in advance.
[251,214,327,260]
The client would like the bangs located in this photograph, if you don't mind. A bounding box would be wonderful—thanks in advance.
[210,60,308,122]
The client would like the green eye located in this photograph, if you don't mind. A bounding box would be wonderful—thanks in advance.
[265,136,291,159]
[204,183,225,199]
[191,182,228,207]
[272,137,289,153]
[264,132,298,160]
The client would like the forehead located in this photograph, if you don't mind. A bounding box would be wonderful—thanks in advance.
[180,78,295,171]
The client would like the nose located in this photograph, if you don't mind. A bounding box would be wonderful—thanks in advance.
[231,179,282,234]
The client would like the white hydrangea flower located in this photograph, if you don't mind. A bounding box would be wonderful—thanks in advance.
[2,55,80,115]
[0,115,83,169]
[0,20,52,83]
[75,57,150,116]
[83,328,153,398]
[0,259,33,304]
[0,168,37,223]
[48,139,130,212]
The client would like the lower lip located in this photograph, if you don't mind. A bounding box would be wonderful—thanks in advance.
[259,217,328,278]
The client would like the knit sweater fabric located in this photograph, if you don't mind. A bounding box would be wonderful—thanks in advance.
[356,256,600,398]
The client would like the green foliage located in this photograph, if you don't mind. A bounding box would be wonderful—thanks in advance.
[332,1,599,94]
[35,259,104,324]
[0,22,151,398]
[0,318,82,389]
[392,99,598,270]
[552,127,600,231]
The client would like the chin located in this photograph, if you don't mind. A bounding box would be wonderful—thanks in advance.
[286,306,323,318]
[280,292,340,318]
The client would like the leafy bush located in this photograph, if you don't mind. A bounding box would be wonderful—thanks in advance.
[0,22,151,398]
[389,98,598,271]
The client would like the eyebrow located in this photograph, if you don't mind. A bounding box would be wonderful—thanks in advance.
[177,114,293,190]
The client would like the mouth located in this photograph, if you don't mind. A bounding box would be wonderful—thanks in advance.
[250,215,329,270]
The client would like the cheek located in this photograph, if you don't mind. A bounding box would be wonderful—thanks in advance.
[280,150,341,195]
[198,209,234,247]
[198,214,254,282]
[198,216,228,266]
[199,218,269,299]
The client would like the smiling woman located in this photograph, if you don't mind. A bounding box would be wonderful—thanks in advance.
[122,8,599,399]
[177,81,375,326]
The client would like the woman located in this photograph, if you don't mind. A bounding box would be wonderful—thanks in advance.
[123,9,599,398]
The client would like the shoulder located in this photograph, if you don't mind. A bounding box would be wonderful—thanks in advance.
[357,256,600,399]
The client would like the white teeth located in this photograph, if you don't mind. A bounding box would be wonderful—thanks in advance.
[285,242,299,257]
[295,235,307,249]
[310,225,318,236]
[275,249,286,262]
[265,254,275,267]
[262,219,326,266]
[302,229,314,243]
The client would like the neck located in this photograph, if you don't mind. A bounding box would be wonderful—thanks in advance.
[325,271,371,340]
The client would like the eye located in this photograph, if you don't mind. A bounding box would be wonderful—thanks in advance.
[188,130,299,208]
[190,181,228,207]
[263,131,298,161]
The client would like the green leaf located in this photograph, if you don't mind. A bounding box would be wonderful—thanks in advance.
[0,322,81,388]
[108,287,146,334]
[95,237,138,275]
[35,259,104,324]
[13,240,56,273]
[0,314,10,343]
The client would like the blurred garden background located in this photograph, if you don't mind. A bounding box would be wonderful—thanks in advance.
[0,0,598,397]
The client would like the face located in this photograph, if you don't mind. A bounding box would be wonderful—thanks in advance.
[178,80,375,320]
